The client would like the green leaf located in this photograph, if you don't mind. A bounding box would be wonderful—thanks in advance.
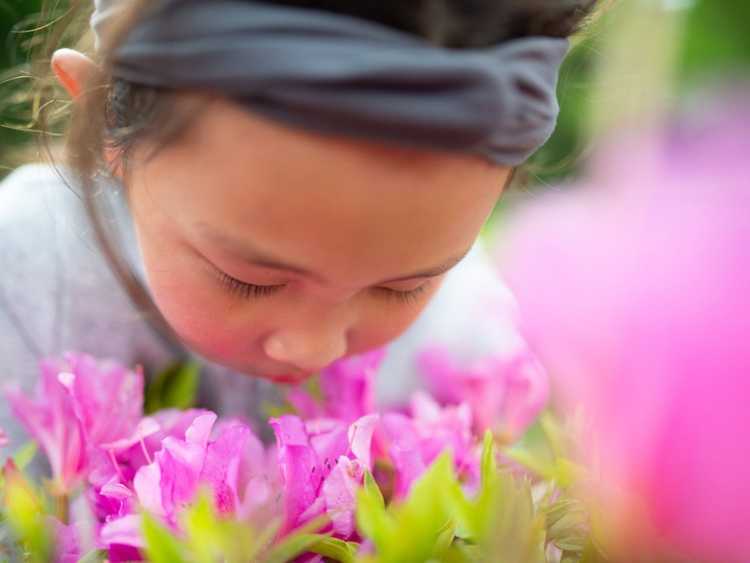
[363,470,385,510]
[3,464,51,563]
[477,471,546,563]
[141,511,187,563]
[262,532,322,563]
[382,452,457,562]
[480,430,497,491]
[181,490,230,563]
[11,442,37,471]
[447,432,501,542]
[546,497,590,554]
[145,360,201,413]
[356,470,393,550]
[304,535,358,563]
[262,514,329,563]
[76,549,108,563]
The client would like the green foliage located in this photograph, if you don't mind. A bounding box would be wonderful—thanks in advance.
[77,549,109,562]
[1,461,53,563]
[677,0,750,84]
[305,536,358,563]
[357,452,458,563]
[355,432,558,563]
[142,510,188,563]
[144,360,201,414]
[11,441,37,472]
[0,405,607,563]
[140,489,335,563]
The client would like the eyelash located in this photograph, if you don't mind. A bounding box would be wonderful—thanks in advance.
[216,271,429,304]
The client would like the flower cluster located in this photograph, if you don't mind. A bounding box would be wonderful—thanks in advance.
[1,342,546,562]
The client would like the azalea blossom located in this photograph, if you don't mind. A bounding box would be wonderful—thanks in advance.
[270,413,379,538]
[501,92,750,562]
[98,412,276,553]
[286,348,386,422]
[417,345,548,440]
[381,392,478,498]
[5,353,143,495]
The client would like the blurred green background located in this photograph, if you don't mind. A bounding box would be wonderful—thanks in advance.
[1,0,749,181]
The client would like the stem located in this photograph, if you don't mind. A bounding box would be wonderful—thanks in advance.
[56,493,70,524]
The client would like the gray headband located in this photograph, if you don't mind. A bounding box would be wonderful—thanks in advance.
[91,0,569,166]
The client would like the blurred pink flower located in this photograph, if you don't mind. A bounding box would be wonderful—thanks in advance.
[500,93,750,562]
[5,353,143,495]
[417,346,548,440]
[0,426,8,448]
[50,517,81,563]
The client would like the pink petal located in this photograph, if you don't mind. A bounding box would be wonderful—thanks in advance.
[200,422,252,514]
[270,416,323,532]
[133,462,164,518]
[100,514,144,549]
[347,414,379,469]
[322,456,363,538]
[381,413,425,498]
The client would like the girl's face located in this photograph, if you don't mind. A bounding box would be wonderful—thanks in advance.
[126,95,509,383]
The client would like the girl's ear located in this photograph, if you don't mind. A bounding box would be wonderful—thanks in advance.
[51,48,98,100]
[52,49,124,180]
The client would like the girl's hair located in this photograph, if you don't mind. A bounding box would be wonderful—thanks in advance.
[15,0,601,353]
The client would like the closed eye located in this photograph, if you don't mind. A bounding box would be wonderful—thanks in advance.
[372,284,429,305]
[217,271,285,299]
[216,268,431,304]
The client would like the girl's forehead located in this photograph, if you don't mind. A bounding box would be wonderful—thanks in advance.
[129,96,509,282]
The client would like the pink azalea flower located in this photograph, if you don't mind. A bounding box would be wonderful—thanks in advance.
[417,346,548,440]
[49,517,81,563]
[286,348,386,422]
[99,412,274,553]
[0,426,8,448]
[501,92,750,562]
[87,409,212,528]
[270,413,379,538]
[381,392,478,498]
[5,353,143,495]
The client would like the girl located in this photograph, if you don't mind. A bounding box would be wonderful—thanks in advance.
[0,0,596,445]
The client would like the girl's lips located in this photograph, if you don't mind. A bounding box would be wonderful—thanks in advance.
[266,372,312,385]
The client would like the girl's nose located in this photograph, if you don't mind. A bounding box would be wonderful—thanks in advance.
[263,327,347,373]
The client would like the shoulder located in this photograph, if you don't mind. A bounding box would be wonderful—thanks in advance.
[0,163,93,260]
[0,164,169,370]
[0,163,96,286]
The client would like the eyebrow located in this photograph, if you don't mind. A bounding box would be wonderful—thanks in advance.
[198,224,472,284]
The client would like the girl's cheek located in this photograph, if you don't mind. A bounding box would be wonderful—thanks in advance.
[145,259,259,360]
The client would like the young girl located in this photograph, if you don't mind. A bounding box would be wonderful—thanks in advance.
[0,0,596,445]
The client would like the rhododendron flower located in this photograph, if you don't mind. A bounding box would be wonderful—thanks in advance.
[417,346,548,440]
[5,353,143,495]
[50,517,81,563]
[98,412,275,553]
[381,392,478,498]
[501,92,750,562]
[270,413,379,538]
[286,348,386,422]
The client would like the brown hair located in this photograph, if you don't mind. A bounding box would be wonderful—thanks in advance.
[7,0,600,352]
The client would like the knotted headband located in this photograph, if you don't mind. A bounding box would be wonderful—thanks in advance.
[91,0,569,166]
